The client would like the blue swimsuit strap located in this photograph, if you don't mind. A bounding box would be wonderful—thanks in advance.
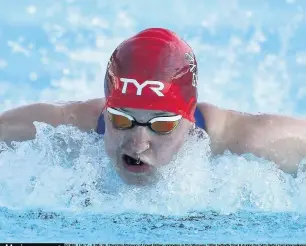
[96,107,206,135]
[96,112,106,135]
[194,106,206,130]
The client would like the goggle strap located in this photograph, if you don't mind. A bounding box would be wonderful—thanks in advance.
[107,107,134,121]
[149,115,182,123]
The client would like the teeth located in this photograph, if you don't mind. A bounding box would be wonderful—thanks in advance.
[124,155,142,165]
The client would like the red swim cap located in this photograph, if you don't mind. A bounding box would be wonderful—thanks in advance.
[104,28,198,122]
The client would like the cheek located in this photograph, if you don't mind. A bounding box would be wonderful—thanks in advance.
[104,119,122,156]
[152,123,190,162]
[150,134,186,163]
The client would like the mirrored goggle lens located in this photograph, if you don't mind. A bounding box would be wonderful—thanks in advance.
[108,112,133,129]
[150,120,179,133]
[107,107,181,134]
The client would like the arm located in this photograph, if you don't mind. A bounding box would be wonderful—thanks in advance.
[198,103,306,174]
[223,110,306,174]
[0,98,104,144]
[0,103,65,143]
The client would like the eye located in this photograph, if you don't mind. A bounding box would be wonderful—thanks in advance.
[151,120,180,133]
[107,111,133,129]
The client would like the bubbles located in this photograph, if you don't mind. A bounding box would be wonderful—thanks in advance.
[0,124,305,216]
[29,72,38,81]
[1,124,306,242]
[62,68,70,75]
[0,59,7,69]
[26,5,37,15]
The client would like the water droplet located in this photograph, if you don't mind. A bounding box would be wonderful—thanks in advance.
[26,5,37,14]
[29,72,38,81]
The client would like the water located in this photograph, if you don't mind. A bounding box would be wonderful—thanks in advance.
[1,209,305,243]
[0,123,306,243]
[1,0,306,243]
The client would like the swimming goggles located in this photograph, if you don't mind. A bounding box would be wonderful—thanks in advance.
[106,107,182,134]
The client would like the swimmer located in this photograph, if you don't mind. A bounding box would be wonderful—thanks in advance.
[1,28,306,184]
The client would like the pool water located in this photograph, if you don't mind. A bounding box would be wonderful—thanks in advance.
[0,124,305,243]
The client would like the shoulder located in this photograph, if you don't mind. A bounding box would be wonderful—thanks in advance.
[61,98,105,131]
[197,102,255,132]
[196,102,229,136]
[197,102,270,154]
[196,102,248,154]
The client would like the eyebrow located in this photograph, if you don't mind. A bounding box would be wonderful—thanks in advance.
[119,108,176,117]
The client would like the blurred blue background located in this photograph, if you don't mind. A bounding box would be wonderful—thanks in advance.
[0,0,306,116]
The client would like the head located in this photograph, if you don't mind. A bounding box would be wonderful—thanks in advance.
[103,28,198,185]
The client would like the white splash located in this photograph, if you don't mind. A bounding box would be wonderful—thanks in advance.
[0,123,304,216]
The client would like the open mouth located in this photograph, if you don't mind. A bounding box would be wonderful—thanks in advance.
[123,154,144,165]
[122,154,151,173]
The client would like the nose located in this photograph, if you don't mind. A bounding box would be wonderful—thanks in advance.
[124,126,151,154]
